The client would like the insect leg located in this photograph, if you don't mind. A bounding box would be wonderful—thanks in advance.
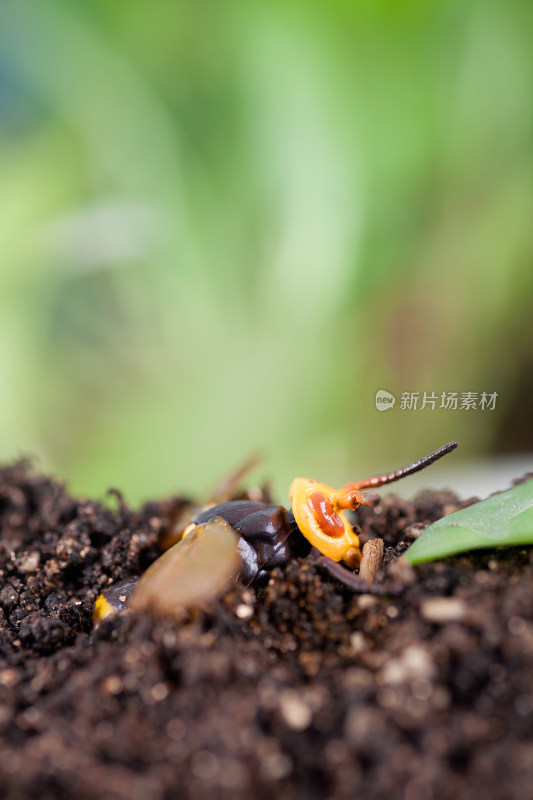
[314,554,400,595]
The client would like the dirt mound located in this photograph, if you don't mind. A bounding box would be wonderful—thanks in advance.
[0,462,531,799]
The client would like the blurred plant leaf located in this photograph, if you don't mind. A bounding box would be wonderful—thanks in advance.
[405,479,533,564]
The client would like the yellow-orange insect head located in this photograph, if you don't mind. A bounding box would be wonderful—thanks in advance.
[289,478,363,568]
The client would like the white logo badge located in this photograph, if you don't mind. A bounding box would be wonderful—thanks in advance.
[375,389,396,411]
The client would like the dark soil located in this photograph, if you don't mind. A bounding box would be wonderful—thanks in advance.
[0,462,532,800]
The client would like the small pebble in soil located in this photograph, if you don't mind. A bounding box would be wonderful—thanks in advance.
[420,596,467,623]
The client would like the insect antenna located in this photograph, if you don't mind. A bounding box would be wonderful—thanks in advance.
[352,441,458,490]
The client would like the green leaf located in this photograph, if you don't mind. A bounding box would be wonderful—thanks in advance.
[405,479,533,565]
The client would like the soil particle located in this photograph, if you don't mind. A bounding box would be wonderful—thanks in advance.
[0,461,532,800]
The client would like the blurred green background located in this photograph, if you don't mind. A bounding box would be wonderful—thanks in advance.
[1,0,532,504]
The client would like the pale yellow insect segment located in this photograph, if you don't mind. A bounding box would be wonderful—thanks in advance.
[130,517,240,617]
[289,478,362,568]
[92,593,115,622]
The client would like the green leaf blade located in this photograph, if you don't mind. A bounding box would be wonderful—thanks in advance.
[405,479,533,565]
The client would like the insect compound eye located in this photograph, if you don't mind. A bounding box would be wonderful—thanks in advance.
[307,491,345,538]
